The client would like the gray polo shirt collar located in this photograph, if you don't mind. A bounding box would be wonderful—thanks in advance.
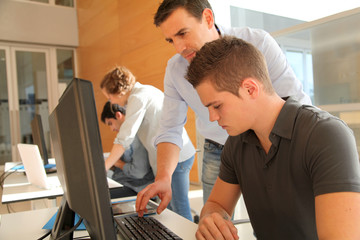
[242,97,302,147]
[271,97,302,140]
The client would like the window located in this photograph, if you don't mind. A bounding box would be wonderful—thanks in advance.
[273,10,360,153]
[56,49,74,91]
[55,0,74,7]
[284,49,314,103]
[24,0,74,7]
[230,6,304,32]
[30,0,49,3]
[0,44,76,163]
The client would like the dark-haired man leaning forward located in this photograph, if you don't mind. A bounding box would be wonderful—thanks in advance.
[101,102,154,194]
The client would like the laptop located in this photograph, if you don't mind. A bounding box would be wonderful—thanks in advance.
[17,143,61,190]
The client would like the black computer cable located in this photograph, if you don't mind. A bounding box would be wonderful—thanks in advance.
[37,230,51,240]
[0,162,23,189]
[0,171,16,189]
[36,216,84,240]
[53,216,84,240]
[0,164,23,213]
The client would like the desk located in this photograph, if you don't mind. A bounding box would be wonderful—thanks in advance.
[1,162,123,204]
[1,162,62,204]
[0,197,198,239]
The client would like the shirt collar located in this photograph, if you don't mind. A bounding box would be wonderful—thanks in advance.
[271,97,302,140]
[242,97,302,145]
[215,24,221,36]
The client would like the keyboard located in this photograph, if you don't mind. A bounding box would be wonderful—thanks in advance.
[115,216,182,240]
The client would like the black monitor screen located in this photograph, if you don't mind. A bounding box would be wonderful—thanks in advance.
[31,114,49,165]
[49,78,117,239]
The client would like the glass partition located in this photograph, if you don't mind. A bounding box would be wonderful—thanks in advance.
[0,44,76,164]
[16,50,50,154]
[0,49,12,164]
[27,0,74,7]
[30,0,49,3]
[55,0,74,7]
[273,8,360,153]
[56,49,74,95]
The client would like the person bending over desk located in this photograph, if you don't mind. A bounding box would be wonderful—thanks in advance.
[101,101,154,193]
[186,36,360,240]
[100,66,196,221]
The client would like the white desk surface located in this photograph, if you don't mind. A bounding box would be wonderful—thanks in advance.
[0,196,198,240]
[1,162,122,204]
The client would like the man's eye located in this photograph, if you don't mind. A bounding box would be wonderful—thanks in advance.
[214,105,221,109]
[166,39,173,44]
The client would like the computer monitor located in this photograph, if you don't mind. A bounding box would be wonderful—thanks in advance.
[48,78,117,239]
[31,114,49,165]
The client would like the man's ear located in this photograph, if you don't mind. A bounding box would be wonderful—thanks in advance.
[240,78,260,98]
[203,8,215,29]
[115,111,123,120]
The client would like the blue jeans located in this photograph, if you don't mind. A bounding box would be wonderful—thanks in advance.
[202,140,223,204]
[168,155,195,221]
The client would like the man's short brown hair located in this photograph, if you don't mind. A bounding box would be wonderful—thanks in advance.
[186,36,274,96]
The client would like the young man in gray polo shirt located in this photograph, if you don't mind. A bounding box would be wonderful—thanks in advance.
[186,36,360,240]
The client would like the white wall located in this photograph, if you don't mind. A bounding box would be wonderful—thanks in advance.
[0,0,78,47]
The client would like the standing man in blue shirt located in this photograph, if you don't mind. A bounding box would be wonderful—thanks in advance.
[136,0,311,216]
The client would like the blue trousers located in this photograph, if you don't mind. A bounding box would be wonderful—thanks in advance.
[202,140,222,204]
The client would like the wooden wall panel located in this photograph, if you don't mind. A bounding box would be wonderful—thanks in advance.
[76,0,199,183]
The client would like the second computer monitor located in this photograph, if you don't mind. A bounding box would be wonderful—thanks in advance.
[31,114,49,165]
[49,78,117,239]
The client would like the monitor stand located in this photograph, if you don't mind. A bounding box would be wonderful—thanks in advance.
[50,197,75,240]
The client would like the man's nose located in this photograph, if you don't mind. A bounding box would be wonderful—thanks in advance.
[173,39,186,54]
[209,108,219,122]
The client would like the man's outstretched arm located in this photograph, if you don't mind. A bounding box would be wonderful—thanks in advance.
[136,142,180,216]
